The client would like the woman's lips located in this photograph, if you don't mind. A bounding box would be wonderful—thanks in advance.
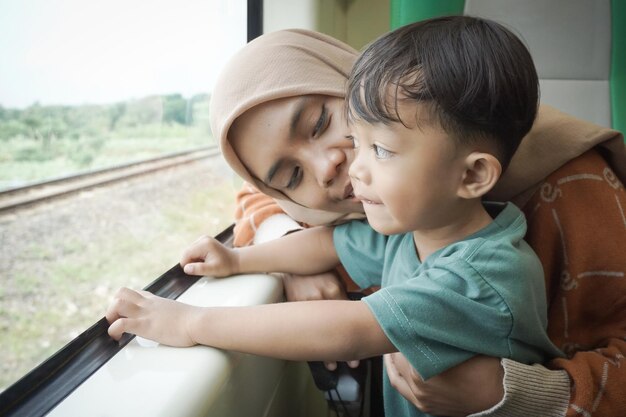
[343,183,355,200]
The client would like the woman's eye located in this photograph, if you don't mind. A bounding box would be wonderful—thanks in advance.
[346,135,357,148]
[373,144,392,159]
[312,105,327,137]
[287,167,302,189]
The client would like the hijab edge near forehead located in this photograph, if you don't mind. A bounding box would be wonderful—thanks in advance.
[211,29,357,202]
[221,89,346,199]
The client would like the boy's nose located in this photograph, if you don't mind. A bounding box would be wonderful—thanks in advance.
[349,143,373,185]
[348,154,365,184]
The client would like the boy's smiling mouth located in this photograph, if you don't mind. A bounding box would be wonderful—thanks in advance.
[354,193,382,205]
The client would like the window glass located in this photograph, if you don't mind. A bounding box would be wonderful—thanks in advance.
[0,0,245,390]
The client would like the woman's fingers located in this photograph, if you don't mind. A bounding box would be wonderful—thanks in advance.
[384,353,420,406]
[346,360,360,368]
[323,359,359,371]
[283,271,347,302]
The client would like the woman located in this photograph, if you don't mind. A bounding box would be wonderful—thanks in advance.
[203,29,626,416]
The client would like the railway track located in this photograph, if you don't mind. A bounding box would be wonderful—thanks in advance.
[0,146,220,214]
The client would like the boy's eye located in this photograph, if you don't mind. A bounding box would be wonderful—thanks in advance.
[312,104,328,137]
[373,144,392,159]
[287,166,302,189]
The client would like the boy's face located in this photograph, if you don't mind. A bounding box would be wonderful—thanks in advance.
[348,101,469,235]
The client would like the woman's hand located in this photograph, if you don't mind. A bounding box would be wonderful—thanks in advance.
[282,270,347,301]
[384,353,504,416]
[180,235,240,277]
[106,287,201,347]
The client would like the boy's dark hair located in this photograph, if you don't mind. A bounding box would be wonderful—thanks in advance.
[347,15,538,169]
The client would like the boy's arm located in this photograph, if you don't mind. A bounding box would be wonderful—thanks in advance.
[192,300,394,361]
[236,226,339,275]
[182,226,340,277]
[106,288,396,362]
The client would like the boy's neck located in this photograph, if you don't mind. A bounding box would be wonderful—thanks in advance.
[412,199,494,262]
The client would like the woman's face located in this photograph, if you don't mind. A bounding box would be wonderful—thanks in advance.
[230,95,364,214]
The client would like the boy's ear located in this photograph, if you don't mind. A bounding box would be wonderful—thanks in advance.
[457,152,502,199]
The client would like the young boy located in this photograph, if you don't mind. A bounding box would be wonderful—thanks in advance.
[106,16,563,416]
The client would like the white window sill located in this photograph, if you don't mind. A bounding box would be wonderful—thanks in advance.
[47,274,326,417]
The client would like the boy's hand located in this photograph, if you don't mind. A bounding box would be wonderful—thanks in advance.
[106,287,200,347]
[180,235,239,277]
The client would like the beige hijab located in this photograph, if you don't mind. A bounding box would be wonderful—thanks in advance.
[491,105,626,207]
[209,29,361,225]
[210,29,626,225]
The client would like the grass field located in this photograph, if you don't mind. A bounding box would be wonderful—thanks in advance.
[0,136,212,189]
[0,142,238,391]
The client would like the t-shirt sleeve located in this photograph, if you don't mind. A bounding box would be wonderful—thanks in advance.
[333,220,387,289]
[364,257,513,380]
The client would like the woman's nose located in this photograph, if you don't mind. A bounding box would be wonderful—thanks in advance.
[314,147,346,187]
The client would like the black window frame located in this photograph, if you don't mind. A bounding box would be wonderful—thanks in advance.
[1,2,260,414]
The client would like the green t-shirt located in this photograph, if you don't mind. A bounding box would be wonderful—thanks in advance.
[334,202,563,417]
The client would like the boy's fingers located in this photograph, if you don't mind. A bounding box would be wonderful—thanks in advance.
[108,317,134,341]
[183,261,227,277]
[180,248,202,266]
[105,287,143,324]
[180,236,215,265]
[183,262,210,276]
[137,290,154,298]
[113,287,143,303]
[105,297,139,324]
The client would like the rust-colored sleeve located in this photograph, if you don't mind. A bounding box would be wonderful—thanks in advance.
[232,182,287,247]
[522,149,626,416]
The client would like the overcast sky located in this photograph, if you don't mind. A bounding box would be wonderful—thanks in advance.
[0,0,247,108]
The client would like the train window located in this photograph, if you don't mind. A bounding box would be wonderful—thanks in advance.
[0,0,245,391]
